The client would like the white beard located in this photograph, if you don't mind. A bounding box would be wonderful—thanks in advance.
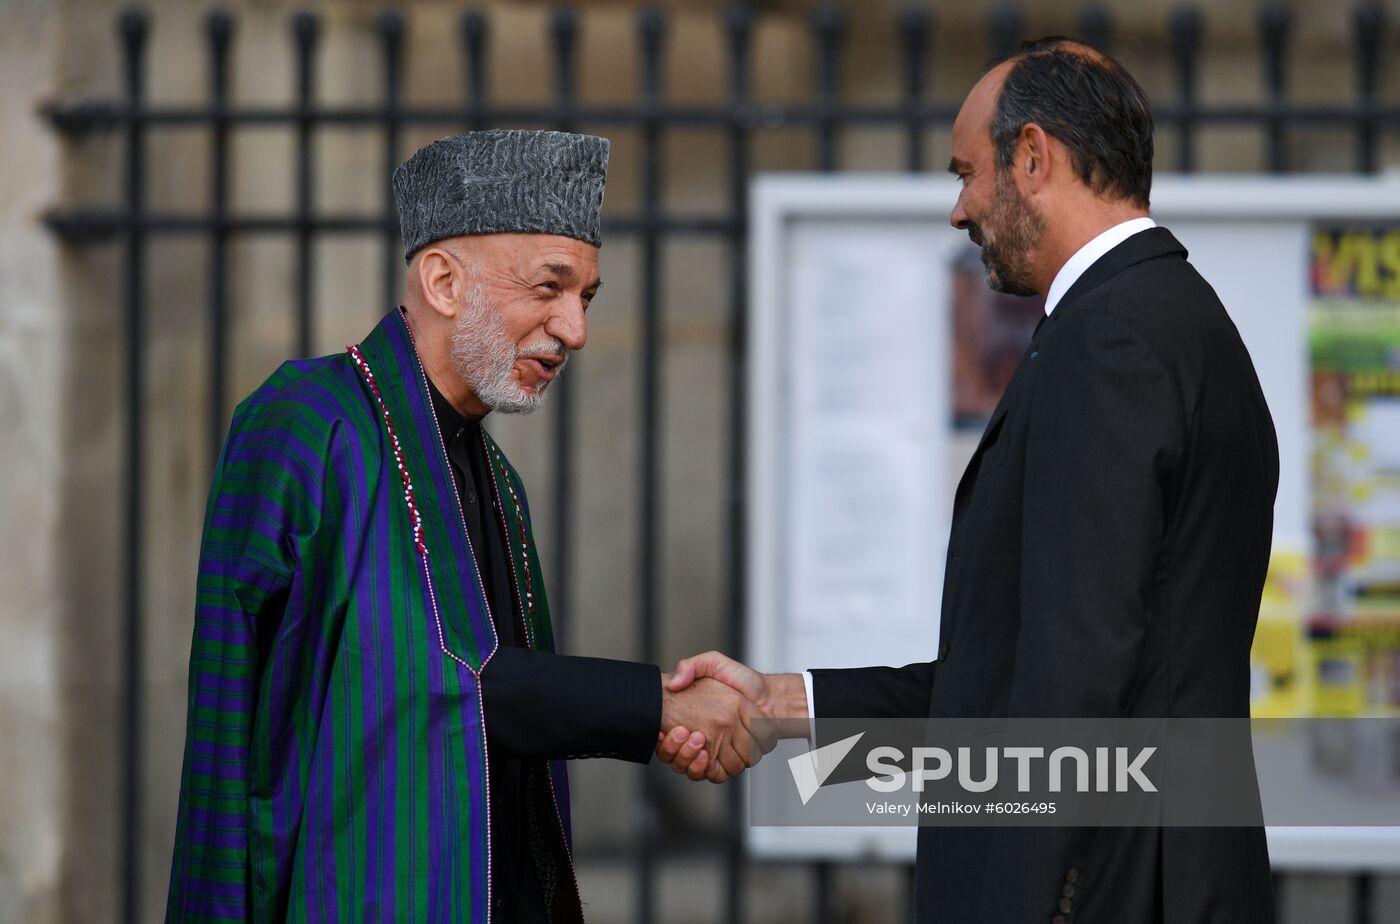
[449,283,566,415]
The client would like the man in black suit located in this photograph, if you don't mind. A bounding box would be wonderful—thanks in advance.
[660,39,1279,922]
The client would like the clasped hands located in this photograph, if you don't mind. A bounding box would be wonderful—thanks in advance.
[657,651,807,783]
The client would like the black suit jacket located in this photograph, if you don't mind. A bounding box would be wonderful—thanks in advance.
[812,228,1279,923]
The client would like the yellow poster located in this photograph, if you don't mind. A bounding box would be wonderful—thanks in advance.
[1294,225,1400,717]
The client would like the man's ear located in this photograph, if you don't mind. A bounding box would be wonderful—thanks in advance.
[414,246,462,320]
[1019,122,1052,195]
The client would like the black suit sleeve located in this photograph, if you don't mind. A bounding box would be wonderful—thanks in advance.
[809,661,937,727]
[1011,304,1182,717]
[480,648,661,764]
[807,662,938,785]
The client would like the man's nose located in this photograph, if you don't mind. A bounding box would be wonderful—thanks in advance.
[950,196,969,230]
[547,298,587,351]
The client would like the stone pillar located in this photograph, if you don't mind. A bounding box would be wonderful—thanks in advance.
[0,2,66,922]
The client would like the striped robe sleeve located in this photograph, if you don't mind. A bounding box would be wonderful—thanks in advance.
[166,393,320,922]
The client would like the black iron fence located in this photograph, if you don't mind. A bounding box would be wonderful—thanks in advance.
[42,4,1396,923]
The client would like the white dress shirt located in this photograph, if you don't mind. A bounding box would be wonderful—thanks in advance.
[1043,216,1156,315]
[797,217,1157,734]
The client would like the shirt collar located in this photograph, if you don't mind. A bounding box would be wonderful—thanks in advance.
[426,375,474,442]
[1043,216,1157,316]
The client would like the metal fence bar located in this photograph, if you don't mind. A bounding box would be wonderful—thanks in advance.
[293,11,318,357]
[899,7,933,173]
[723,10,754,919]
[1356,870,1373,924]
[814,860,834,924]
[462,10,488,133]
[48,100,1400,135]
[1353,4,1383,173]
[552,9,578,127]
[636,9,666,921]
[1169,7,1202,173]
[988,6,1022,60]
[206,9,232,466]
[117,12,148,924]
[1260,4,1292,173]
[1077,4,1114,54]
[551,7,579,652]
[44,101,973,130]
[812,5,844,172]
[379,12,405,314]
[45,211,739,238]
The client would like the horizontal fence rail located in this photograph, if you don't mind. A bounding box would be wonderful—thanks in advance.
[41,4,1392,924]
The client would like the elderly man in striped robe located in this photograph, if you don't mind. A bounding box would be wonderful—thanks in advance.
[165,130,764,923]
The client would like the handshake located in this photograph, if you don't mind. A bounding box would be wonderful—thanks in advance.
[655,651,809,783]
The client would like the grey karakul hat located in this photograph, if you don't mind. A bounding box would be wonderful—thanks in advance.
[392,129,610,261]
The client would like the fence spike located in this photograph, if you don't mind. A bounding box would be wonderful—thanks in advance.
[987,6,1021,59]
[1076,5,1113,53]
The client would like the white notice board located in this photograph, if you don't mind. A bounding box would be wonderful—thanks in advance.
[745,174,1400,866]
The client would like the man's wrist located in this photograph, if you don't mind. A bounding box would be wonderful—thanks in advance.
[658,672,675,724]
[767,672,810,721]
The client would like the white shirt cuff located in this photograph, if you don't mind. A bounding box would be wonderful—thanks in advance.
[802,670,817,742]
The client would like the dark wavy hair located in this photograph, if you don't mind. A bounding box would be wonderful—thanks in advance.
[991,38,1153,208]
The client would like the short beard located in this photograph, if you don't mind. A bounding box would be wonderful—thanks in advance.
[974,168,1045,297]
[449,282,568,415]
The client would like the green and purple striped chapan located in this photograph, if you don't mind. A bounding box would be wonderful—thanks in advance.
[166,308,574,921]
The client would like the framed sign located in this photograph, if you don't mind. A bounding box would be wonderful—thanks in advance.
[746,173,1400,865]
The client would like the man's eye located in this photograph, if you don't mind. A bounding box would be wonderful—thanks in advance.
[538,281,560,293]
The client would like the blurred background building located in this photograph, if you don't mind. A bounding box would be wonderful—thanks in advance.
[2,0,1399,921]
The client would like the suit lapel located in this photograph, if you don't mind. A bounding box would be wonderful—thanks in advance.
[1050,227,1188,319]
[951,333,1036,522]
